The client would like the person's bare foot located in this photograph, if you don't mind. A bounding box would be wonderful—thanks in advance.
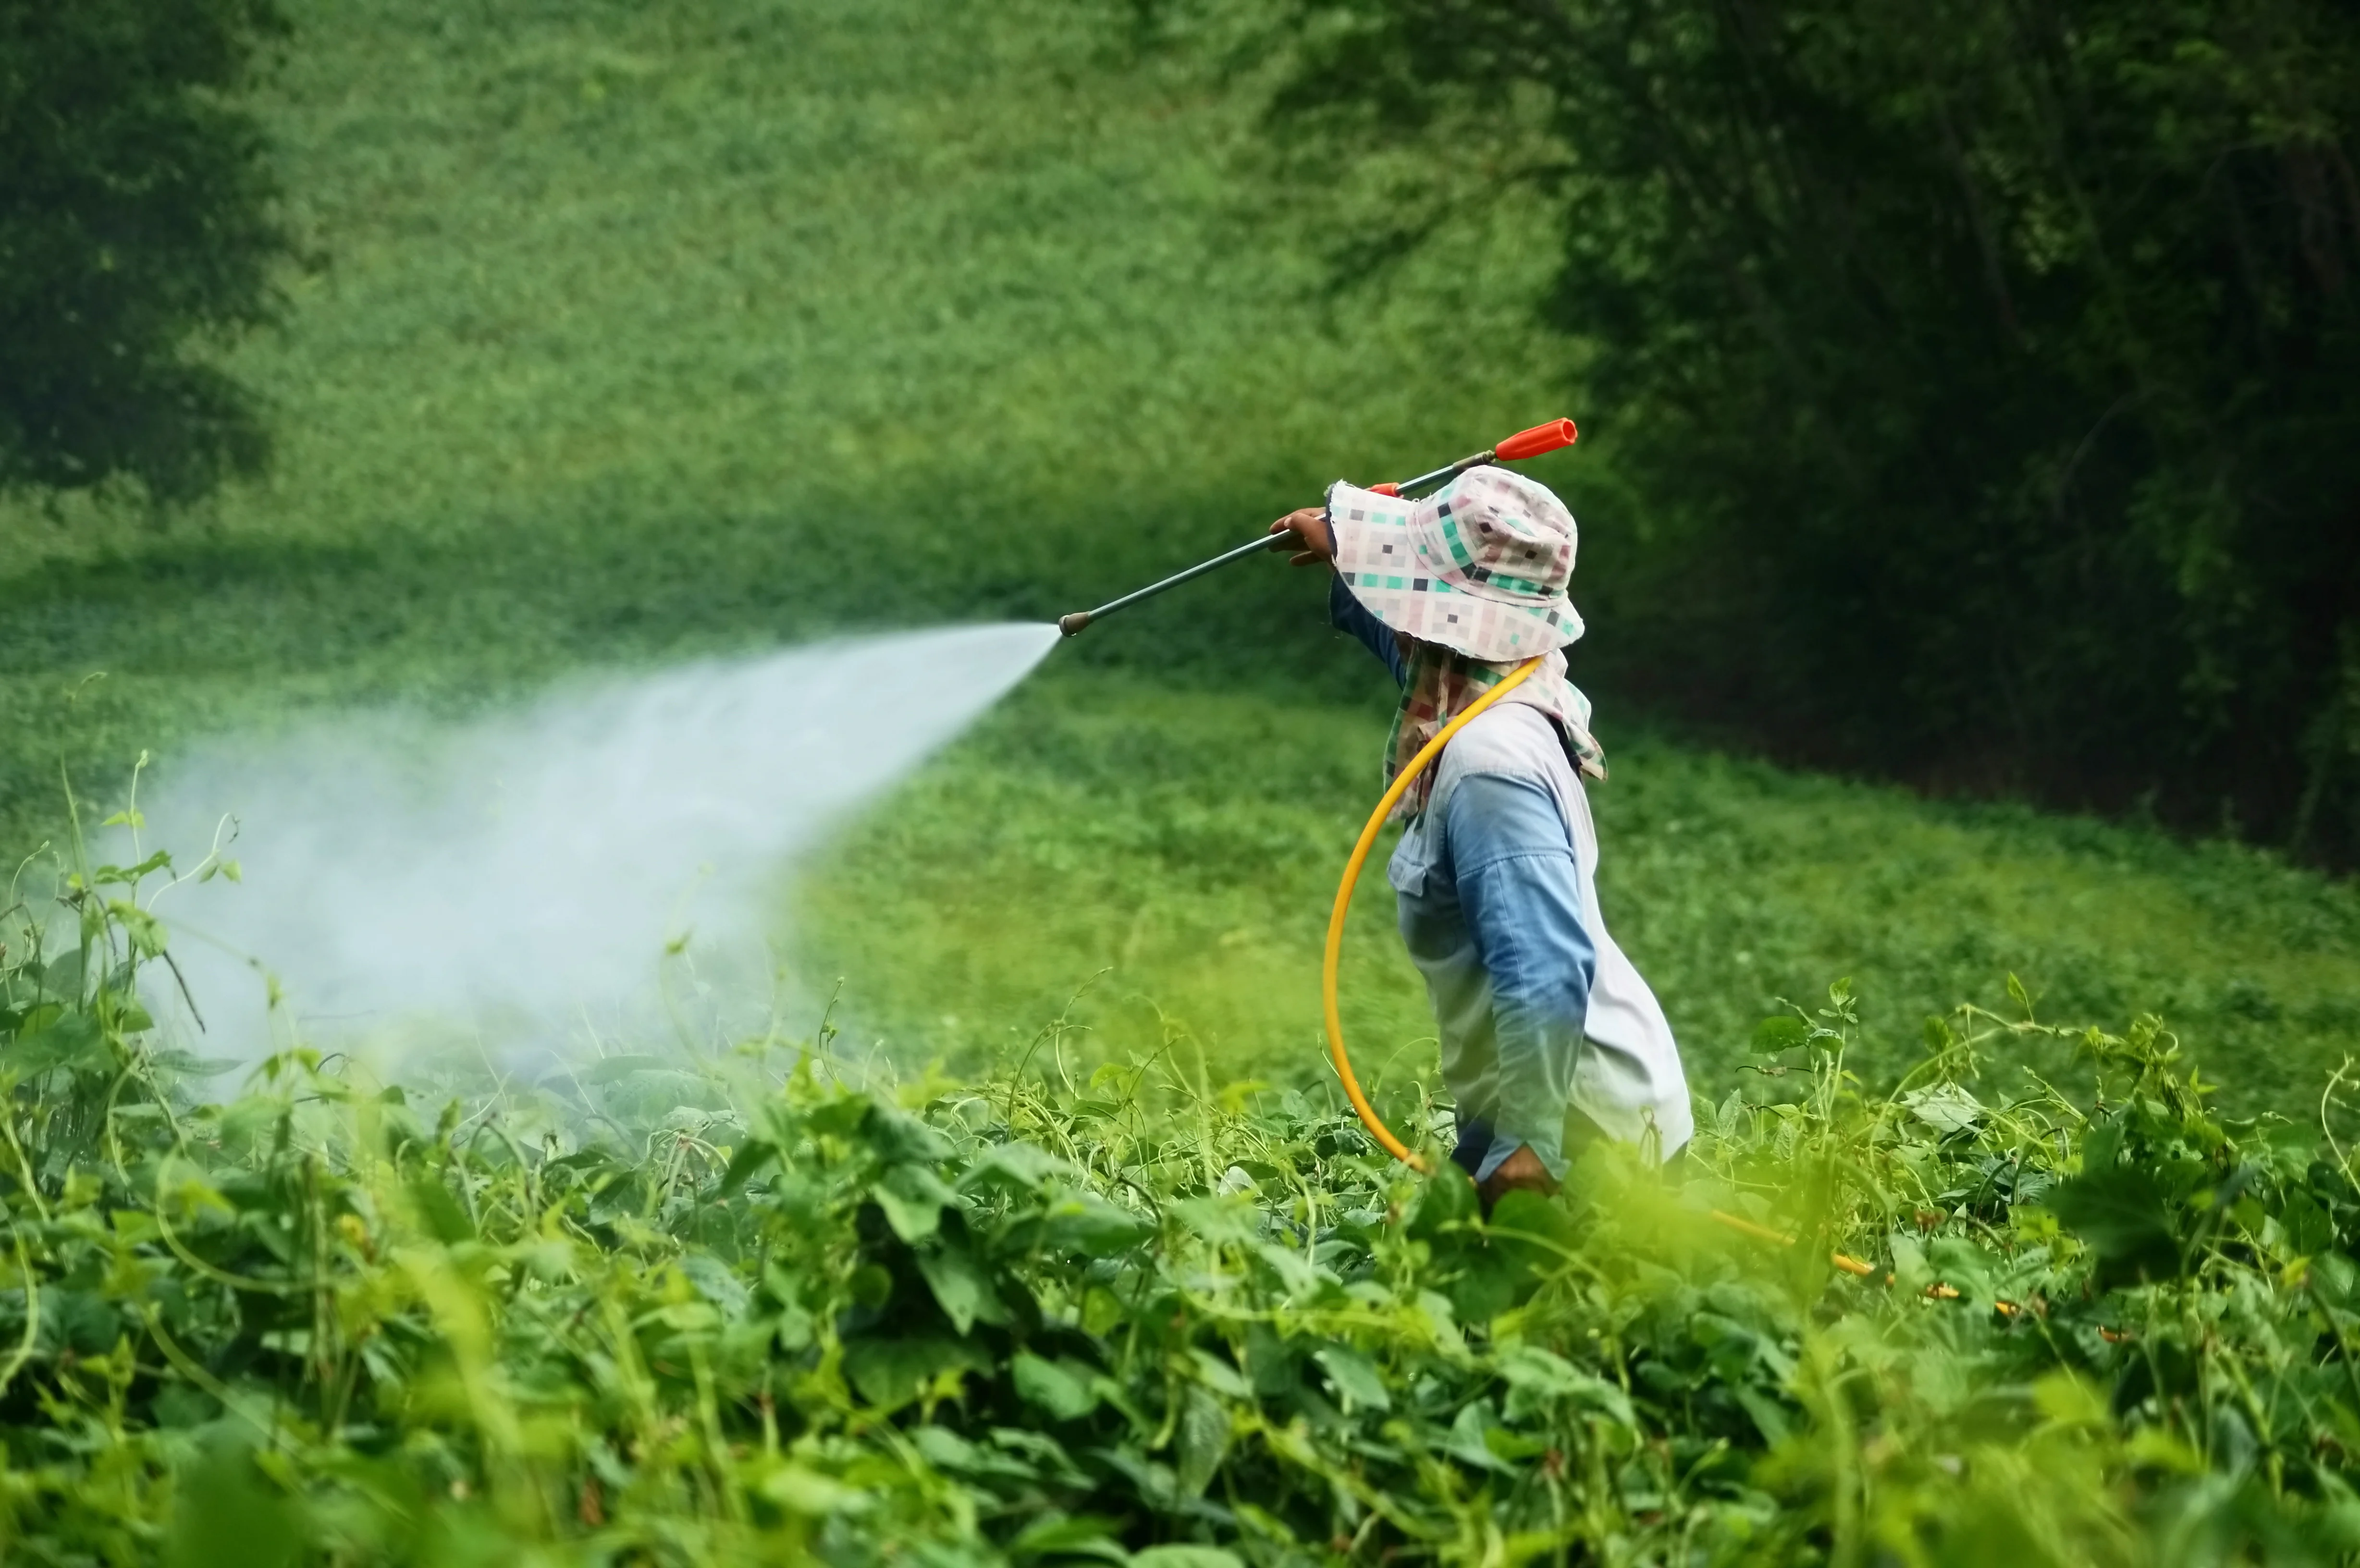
[1477,1144,1558,1210]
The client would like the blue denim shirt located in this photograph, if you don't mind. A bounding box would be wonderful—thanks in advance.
[1329,576,1409,686]
[1329,576,1692,1177]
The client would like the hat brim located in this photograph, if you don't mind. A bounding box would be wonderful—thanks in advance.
[1325,480,1585,662]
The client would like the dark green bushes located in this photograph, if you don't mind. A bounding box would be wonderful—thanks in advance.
[1261,0,2360,862]
[0,0,294,502]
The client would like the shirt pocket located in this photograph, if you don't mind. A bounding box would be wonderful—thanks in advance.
[1386,818,1434,897]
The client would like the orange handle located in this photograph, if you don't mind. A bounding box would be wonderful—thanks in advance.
[1494,418,1577,461]
[1369,482,1401,497]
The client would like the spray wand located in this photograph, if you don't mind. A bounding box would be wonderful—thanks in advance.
[1055,418,1577,637]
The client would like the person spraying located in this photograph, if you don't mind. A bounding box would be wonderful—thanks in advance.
[1057,420,1689,1204]
[1266,468,1691,1205]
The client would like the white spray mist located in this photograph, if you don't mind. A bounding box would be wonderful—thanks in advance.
[141,622,1061,1062]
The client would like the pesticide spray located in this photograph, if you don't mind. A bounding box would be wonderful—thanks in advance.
[135,417,1577,1095]
[142,622,1060,1063]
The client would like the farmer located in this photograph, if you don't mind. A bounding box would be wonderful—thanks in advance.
[1270,468,1692,1205]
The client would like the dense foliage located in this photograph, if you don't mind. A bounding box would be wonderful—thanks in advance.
[1257,0,2360,861]
[0,0,291,502]
[10,847,2360,1562]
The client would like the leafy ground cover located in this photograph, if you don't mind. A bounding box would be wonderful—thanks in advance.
[9,843,2360,1565]
[9,2,2360,1556]
[791,666,2360,1114]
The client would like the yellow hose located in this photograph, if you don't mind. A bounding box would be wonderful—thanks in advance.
[1323,656,1543,1172]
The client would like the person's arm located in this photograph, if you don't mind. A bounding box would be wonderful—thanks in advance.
[1329,575,1410,689]
[1270,502,1409,689]
[1444,772,1597,1189]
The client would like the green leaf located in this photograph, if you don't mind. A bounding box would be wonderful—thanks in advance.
[1131,1547,1244,1568]
[1487,1188,1578,1286]
[912,1425,1038,1482]
[843,1335,989,1412]
[13,1010,109,1076]
[1174,1384,1231,1498]
[1186,1347,1253,1400]
[2282,1190,2336,1258]
[1495,1345,1634,1426]
[760,1464,873,1517]
[1732,1385,1792,1446]
[407,1173,476,1245]
[1901,1083,1985,1135]
[2047,1166,2182,1285]
[915,1243,1007,1335]
[718,1139,777,1198]
[1312,1344,1390,1412]
[1039,1193,1153,1256]
[960,1141,1076,1193]
[1009,1513,1129,1564]
[41,950,85,998]
[165,1443,303,1568]
[678,1253,750,1319]
[1171,1195,1259,1247]
[1751,1015,1810,1054]
[106,899,168,958]
[148,1050,241,1078]
[1443,1400,1513,1472]
[873,1162,957,1242]
[1405,1163,1481,1243]
[1013,1352,1099,1421]
[866,1103,955,1165]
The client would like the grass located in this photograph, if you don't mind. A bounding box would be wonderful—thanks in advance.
[0,0,1560,809]
[2,0,2359,1124]
[795,662,2360,1115]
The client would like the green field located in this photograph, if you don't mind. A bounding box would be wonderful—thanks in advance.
[799,667,2360,1113]
[15,2,2360,1559]
[5,0,2359,1115]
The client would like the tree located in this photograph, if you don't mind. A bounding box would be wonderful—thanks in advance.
[1265,0,2360,860]
[0,0,292,504]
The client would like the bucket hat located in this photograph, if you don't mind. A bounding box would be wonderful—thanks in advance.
[1325,466,1585,662]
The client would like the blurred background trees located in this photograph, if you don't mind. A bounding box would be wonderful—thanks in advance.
[0,0,292,503]
[1259,0,2360,861]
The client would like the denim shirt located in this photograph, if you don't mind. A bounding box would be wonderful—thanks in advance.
[1328,576,1694,1172]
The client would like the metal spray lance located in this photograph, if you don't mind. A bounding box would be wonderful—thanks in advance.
[1054,418,1578,637]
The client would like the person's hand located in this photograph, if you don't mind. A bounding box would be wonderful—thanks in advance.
[1269,505,1333,568]
[1477,1144,1559,1207]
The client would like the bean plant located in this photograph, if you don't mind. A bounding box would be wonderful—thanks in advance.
[3,839,2359,1565]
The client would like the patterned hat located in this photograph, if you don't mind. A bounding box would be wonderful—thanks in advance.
[1324,466,1585,662]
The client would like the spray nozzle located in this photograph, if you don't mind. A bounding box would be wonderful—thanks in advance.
[1494,418,1578,461]
[1057,417,1575,635]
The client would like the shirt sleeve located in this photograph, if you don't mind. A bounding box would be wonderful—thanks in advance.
[1328,574,1410,690]
[1441,772,1598,1183]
